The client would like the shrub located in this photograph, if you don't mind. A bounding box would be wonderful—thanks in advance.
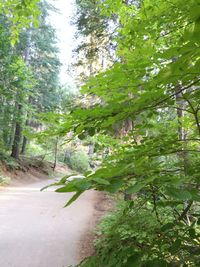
[78,199,200,267]
[0,152,19,170]
[0,173,11,185]
[69,150,89,173]
[64,148,90,173]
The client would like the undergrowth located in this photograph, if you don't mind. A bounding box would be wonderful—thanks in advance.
[64,149,89,173]
[0,172,11,185]
[77,199,200,267]
[0,152,19,170]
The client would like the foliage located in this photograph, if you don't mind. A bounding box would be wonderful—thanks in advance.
[0,173,11,185]
[73,0,114,82]
[65,149,90,173]
[0,0,63,160]
[0,152,20,170]
[0,0,41,44]
[51,0,200,265]
[78,199,200,267]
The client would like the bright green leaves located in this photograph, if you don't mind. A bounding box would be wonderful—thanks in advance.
[64,191,83,207]
[0,0,41,44]
[165,187,193,201]
[189,0,200,21]
[126,183,145,194]
[100,0,123,16]
[78,199,200,267]
[58,0,200,265]
[165,187,200,202]
[91,177,110,185]
[41,176,91,207]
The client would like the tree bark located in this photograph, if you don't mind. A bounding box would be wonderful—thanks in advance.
[11,104,23,159]
[20,118,30,155]
[175,86,191,224]
[53,138,58,171]
[21,136,27,155]
[19,25,32,156]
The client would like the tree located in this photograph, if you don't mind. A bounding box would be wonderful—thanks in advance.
[16,1,61,155]
[0,1,62,159]
[10,58,34,159]
[73,0,114,83]
[0,0,41,44]
[51,0,200,265]
[0,13,35,159]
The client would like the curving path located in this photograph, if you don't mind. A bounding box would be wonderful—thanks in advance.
[0,179,97,267]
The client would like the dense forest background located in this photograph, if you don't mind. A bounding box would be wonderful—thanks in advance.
[0,0,200,266]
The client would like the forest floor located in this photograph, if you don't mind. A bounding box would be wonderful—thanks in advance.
[0,162,111,267]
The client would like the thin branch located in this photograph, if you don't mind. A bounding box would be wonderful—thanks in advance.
[150,149,200,158]
[178,201,193,222]
[181,92,200,136]
[150,185,162,225]
[160,168,183,173]
[155,21,193,40]
[132,80,200,115]
[159,191,188,224]
[152,80,200,109]
[176,139,200,142]
[160,105,193,114]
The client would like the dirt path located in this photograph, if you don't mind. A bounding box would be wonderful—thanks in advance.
[0,179,99,267]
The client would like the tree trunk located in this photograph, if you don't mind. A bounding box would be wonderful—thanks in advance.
[19,25,32,156]
[175,86,188,170]
[20,118,30,155]
[21,136,27,155]
[175,86,191,224]
[11,105,23,159]
[53,138,58,171]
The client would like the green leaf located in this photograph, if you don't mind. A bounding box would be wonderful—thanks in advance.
[188,228,196,238]
[189,189,200,202]
[165,187,192,200]
[126,183,145,194]
[126,253,141,267]
[88,127,95,136]
[92,177,110,185]
[64,191,83,207]
[161,223,175,232]
[107,180,124,193]
[58,173,78,184]
[76,180,92,191]
[56,183,77,193]
[56,180,91,193]
[169,239,181,254]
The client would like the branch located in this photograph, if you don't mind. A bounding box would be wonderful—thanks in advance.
[150,149,200,158]
[178,201,193,222]
[152,79,200,109]
[134,80,199,114]
[159,191,188,224]
[176,139,200,142]
[181,92,200,136]
[160,168,183,173]
[150,185,162,225]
